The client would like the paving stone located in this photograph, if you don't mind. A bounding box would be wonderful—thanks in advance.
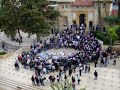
[92,87,97,89]
[102,83,105,86]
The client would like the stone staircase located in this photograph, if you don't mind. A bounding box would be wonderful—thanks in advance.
[0,77,43,90]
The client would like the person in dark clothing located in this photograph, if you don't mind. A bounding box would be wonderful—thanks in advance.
[68,68,72,77]
[85,65,88,73]
[113,60,116,65]
[57,75,60,83]
[49,75,52,83]
[88,65,90,73]
[79,67,82,76]
[94,60,97,68]
[94,70,98,80]
[35,76,39,86]
[64,74,67,83]
[71,76,75,83]
[14,61,19,71]
[52,76,55,83]
[31,75,35,85]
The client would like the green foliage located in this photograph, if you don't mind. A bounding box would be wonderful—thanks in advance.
[104,16,120,25]
[116,27,120,40]
[80,88,86,90]
[0,0,60,39]
[103,37,112,45]
[106,25,119,40]
[93,25,119,45]
[93,31,107,41]
[0,52,6,55]
[51,79,73,90]
[51,84,56,90]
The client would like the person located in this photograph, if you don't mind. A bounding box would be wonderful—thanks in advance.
[94,70,98,80]
[59,69,62,81]
[64,74,67,83]
[49,75,52,83]
[51,76,56,83]
[77,75,80,84]
[57,75,60,83]
[113,60,116,65]
[35,76,39,86]
[14,60,19,71]
[72,82,76,90]
[38,75,42,86]
[69,68,72,77]
[94,60,97,68]
[72,76,75,83]
[85,65,88,73]
[43,67,47,74]
[2,42,5,49]
[64,83,67,90]
[79,67,82,76]
[31,75,35,85]
[88,65,90,73]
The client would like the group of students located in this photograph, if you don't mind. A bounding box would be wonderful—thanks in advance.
[14,24,117,89]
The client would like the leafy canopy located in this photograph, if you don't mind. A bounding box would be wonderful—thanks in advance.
[0,0,60,37]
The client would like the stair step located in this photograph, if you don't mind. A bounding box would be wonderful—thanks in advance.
[0,77,42,90]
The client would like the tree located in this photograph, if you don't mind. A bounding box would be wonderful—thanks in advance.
[106,25,119,45]
[0,0,23,43]
[20,0,60,41]
[0,0,18,37]
[0,0,60,41]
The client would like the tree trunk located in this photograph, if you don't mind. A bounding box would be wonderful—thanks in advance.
[36,33,41,42]
[118,0,120,19]
[18,28,22,42]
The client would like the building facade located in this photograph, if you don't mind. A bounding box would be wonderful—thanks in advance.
[49,0,112,30]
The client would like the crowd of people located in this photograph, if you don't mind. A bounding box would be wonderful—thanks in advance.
[14,24,118,89]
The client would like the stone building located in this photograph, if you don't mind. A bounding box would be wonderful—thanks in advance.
[49,0,112,30]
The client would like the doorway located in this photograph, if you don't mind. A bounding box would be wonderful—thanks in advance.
[79,14,86,27]
[89,21,93,30]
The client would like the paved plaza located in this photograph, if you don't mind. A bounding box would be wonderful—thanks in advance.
[0,32,120,90]
[0,47,120,90]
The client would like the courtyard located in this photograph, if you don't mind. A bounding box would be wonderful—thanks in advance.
[0,0,120,90]
[0,32,120,90]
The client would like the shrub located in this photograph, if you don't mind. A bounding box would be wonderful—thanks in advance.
[93,31,107,41]
[103,37,110,45]
[0,52,6,55]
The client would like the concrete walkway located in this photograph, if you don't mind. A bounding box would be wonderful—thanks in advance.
[0,32,52,47]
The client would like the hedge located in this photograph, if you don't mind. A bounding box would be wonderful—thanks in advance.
[0,52,6,55]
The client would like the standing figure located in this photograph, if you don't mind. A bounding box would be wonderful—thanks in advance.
[94,70,98,80]
[31,75,35,85]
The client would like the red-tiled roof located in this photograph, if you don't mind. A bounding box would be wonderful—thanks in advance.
[72,0,94,6]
